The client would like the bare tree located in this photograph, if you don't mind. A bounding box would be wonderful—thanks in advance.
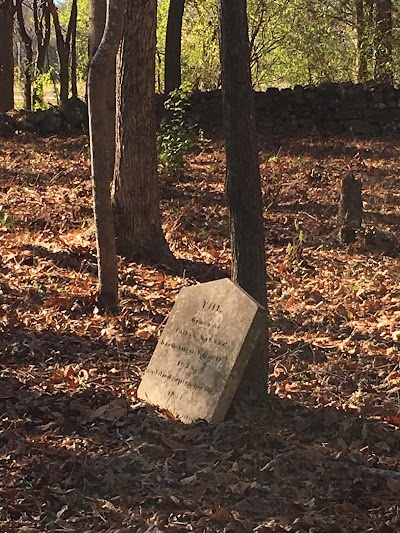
[88,0,125,312]
[219,0,268,399]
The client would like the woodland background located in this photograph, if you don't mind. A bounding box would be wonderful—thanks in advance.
[0,0,400,532]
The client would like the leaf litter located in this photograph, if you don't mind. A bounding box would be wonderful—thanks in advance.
[0,132,399,532]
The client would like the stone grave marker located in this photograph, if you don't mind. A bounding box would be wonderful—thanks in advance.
[137,278,266,423]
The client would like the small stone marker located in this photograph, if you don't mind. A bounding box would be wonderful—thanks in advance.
[137,278,266,423]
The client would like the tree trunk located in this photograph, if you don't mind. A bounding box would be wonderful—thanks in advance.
[355,0,368,82]
[218,0,268,400]
[16,0,33,110]
[88,0,125,312]
[33,0,51,107]
[89,0,115,172]
[89,0,106,58]
[48,0,77,106]
[112,0,172,262]
[0,0,14,112]
[70,0,78,98]
[164,0,185,94]
[374,0,393,82]
[337,173,363,244]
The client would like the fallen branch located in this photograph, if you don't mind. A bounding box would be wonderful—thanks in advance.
[332,460,400,479]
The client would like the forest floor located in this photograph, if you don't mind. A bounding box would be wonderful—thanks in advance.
[0,130,399,533]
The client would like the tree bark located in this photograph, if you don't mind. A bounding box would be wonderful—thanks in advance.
[164,0,185,94]
[48,0,77,106]
[33,0,51,107]
[70,0,78,98]
[374,0,393,82]
[355,0,368,82]
[0,0,14,112]
[89,0,106,58]
[112,0,172,262]
[16,0,33,110]
[89,0,115,171]
[219,0,268,399]
[88,0,124,312]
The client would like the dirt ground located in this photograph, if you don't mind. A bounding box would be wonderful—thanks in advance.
[0,131,399,532]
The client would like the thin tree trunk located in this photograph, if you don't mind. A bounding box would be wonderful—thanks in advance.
[374,0,393,82]
[89,0,106,58]
[48,0,77,106]
[88,0,125,312]
[112,0,172,262]
[70,0,78,98]
[33,0,51,107]
[16,0,33,110]
[164,0,185,94]
[219,0,268,399]
[89,0,115,175]
[0,0,14,112]
[356,0,368,82]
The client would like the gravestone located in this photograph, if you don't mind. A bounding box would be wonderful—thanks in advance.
[137,278,266,423]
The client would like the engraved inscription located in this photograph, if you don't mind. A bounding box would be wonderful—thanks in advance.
[147,368,213,394]
[202,300,222,313]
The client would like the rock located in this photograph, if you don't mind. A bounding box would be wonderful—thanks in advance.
[37,108,63,135]
[0,113,16,137]
[61,96,89,132]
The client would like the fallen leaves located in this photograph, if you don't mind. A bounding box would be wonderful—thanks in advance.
[1,133,400,531]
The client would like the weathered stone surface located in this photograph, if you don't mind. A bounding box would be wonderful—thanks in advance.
[337,172,363,244]
[137,278,266,423]
[187,82,400,135]
[0,114,16,137]
[61,96,88,132]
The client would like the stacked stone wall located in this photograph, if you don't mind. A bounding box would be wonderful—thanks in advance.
[190,82,400,135]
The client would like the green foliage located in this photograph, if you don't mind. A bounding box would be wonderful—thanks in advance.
[157,0,367,90]
[33,69,56,109]
[157,0,220,91]
[0,207,16,231]
[286,219,306,268]
[58,0,89,82]
[157,86,195,176]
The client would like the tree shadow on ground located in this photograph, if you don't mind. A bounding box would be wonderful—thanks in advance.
[1,355,399,532]
[257,133,400,162]
[19,244,97,275]
[160,257,230,283]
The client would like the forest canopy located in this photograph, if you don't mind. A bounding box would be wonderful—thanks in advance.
[12,0,400,103]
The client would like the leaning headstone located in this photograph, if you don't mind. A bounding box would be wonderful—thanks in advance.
[137,278,266,423]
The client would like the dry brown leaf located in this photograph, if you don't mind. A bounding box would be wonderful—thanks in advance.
[89,398,127,421]
[387,477,400,494]
[210,507,233,523]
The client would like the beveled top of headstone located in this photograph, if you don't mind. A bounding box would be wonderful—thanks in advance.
[137,278,266,423]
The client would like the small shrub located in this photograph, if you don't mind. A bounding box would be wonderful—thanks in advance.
[0,206,16,231]
[286,219,306,269]
[157,86,195,176]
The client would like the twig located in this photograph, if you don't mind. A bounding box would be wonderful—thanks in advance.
[332,460,400,479]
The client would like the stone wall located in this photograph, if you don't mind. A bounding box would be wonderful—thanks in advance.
[189,82,400,135]
[2,83,400,137]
